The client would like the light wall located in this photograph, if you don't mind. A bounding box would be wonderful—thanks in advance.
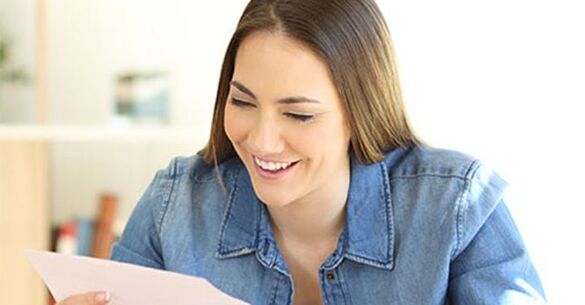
[45,0,249,127]
[0,0,36,122]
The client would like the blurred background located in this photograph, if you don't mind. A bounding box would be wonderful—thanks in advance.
[0,1,583,305]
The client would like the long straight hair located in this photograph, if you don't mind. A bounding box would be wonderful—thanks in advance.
[199,0,423,167]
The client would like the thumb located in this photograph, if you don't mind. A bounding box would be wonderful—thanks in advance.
[58,291,111,305]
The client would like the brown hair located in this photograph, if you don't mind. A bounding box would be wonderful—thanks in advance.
[199,0,423,167]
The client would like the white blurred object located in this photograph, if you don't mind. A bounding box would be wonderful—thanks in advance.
[55,221,77,255]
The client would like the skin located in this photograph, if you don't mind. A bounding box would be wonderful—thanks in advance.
[224,30,352,305]
[57,291,110,305]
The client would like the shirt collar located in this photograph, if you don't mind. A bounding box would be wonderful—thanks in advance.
[215,149,404,271]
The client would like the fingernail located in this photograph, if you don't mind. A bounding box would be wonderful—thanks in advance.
[95,292,111,303]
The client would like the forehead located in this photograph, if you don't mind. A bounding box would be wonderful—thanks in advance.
[233,31,339,103]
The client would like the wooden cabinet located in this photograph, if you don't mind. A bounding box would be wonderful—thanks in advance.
[0,141,50,305]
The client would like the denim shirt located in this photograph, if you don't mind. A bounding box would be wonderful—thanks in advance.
[110,146,546,304]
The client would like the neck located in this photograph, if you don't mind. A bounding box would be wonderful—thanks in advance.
[266,160,350,245]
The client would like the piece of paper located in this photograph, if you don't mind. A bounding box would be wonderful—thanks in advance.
[24,250,249,305]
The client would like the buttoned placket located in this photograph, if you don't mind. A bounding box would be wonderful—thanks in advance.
[318,227,350,305]
[255,208,351,305]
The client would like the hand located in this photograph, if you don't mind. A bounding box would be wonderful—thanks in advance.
[57,291,111,305]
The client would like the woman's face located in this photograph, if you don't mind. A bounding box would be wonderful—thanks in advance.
[224,30,351,207]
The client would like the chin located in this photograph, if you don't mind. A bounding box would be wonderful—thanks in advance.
[256,192,293,208]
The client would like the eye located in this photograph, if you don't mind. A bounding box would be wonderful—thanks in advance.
[285,112,314,122]
[230,98,255,108]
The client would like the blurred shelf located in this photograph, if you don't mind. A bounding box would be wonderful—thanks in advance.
[0,123,207,142]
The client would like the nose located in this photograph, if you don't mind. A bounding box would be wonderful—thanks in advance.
[246,115,285,155]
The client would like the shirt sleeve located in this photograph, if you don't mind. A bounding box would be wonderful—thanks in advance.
[448,162,546,304]
[109,159,177,269]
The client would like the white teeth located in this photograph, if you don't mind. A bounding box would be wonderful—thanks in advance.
[254,156,294,171]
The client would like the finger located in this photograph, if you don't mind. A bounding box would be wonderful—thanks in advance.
[58,291,111,305]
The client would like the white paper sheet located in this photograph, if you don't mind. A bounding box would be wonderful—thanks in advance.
[24,250,249,305]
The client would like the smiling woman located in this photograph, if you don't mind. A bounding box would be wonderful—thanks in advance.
[55,1,546,305]
[224,30,353,211]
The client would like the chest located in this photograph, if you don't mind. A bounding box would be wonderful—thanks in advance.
[278,245,333,305]
[287,262,323,305]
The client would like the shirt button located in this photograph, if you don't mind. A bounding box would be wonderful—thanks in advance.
[326,271,336,281]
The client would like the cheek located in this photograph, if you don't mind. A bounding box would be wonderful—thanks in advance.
[224,105,250,144]
[290,118,350,160]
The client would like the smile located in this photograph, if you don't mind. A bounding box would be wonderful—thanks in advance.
[253,155,300,180]
[253,156,298,171]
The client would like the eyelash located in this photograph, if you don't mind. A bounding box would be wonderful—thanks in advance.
[230,98,315,123]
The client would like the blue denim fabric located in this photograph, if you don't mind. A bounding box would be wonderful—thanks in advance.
[110,146,546,304]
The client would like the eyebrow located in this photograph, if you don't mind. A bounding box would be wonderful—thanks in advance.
[229,80,322,105]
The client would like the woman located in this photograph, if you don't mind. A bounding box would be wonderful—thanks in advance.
[59,0,545,304]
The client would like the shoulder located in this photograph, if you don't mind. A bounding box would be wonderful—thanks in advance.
[157,153,242,184]
[385,146,508,200]
[385,145,480,180]
[383,145,509,258]
[138,154,244,232]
